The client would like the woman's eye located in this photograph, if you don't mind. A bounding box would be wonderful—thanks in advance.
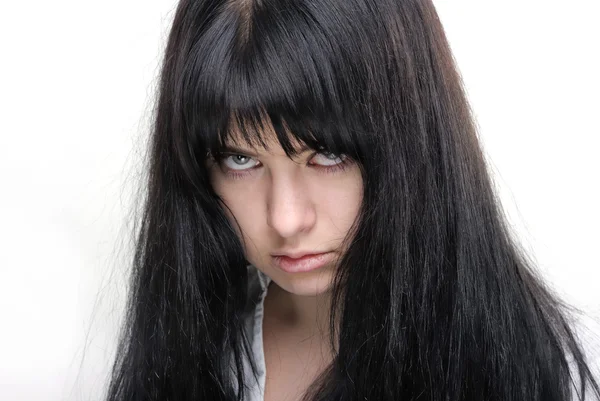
[310,152,346,166]
[222,154,259,171]
[216,151,346,173]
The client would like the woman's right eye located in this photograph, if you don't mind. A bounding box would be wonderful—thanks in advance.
[221,154,260,171]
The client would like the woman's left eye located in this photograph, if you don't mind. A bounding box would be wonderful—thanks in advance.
[310,152,346,166]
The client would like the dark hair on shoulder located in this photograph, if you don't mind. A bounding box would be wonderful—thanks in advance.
[105,0,600,400]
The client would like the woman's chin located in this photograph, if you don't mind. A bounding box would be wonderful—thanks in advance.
[267,267,335,297]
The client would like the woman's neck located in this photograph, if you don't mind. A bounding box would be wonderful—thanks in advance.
[264,280,335,343]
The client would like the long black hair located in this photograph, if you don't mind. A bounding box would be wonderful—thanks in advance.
[105,0,600,400]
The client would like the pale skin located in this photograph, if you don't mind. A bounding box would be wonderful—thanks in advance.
[208,123,363,400]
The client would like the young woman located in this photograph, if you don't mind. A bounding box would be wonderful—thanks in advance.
[105,0,600,400]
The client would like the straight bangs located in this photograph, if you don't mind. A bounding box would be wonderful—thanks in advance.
[171,0,377,178]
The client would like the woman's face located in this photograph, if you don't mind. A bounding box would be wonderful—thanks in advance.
[209,131,363,297]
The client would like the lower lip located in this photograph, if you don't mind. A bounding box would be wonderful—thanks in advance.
[272,252,333,273]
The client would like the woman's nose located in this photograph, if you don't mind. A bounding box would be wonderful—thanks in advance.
[266,172,317,238]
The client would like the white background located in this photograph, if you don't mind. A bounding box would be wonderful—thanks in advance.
[0,1,598,400]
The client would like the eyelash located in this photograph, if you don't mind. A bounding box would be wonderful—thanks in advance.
[213,152,350,180]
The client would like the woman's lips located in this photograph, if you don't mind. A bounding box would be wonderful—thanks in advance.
[271,252,334,273]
